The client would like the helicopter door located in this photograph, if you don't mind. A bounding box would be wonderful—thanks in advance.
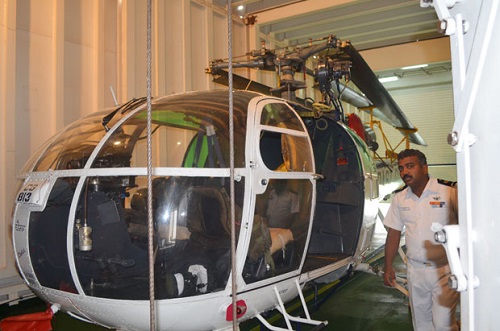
[242,99,315,284]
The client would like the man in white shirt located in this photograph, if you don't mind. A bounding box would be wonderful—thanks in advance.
[266,180,299,229]
[383,149,459,331]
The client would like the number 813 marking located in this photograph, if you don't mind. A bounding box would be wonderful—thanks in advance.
[17,191,33,203]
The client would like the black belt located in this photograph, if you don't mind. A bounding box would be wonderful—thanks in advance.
[409,259,447,267]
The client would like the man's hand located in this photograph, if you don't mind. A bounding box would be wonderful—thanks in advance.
[383,265,396,287]
[383,227,401,287]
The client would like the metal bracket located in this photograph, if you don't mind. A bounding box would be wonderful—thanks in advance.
[431,223,479,291]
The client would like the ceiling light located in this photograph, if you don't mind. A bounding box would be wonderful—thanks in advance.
[379,76,399,83]
[401,64,428,70]
[237,5,245,11]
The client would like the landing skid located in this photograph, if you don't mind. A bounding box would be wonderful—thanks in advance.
[254,279,328,331]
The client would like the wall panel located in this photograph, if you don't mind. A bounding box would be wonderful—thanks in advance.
[190,1,208,91]
[131,0,147,96]
[374,83,457,181]
[15,2,56,170]
[163,0,184,94]
[0,0,17,278]
[212,11,229,60]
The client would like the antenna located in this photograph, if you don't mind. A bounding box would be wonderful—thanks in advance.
[110,85,119,106]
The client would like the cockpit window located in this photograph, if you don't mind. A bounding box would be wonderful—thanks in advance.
[91,117,196,169]
[260,131,313,172]
[259,131,313,172]
[244,100,314,284]
[29,178,77,292]
[258,102,312,172]
[92,98,247,169]
[260,103,304,131]
[73,175,244,300]
[244,179,312,283]
[33,113,109,171]
[29,91,253,172]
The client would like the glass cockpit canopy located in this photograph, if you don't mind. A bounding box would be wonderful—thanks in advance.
[26,90,258,173]
[24,90,259,300]
[21,90,316,300]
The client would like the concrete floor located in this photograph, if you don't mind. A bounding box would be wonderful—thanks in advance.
[306,211,412,331]
[305,257,411,331]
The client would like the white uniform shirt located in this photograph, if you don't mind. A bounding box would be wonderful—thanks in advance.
[383,177,458,263]
[266,189,299,228]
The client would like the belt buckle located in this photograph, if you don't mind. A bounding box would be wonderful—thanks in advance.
[423,260,446,267]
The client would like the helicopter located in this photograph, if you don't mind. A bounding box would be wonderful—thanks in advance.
[11,35,425,330]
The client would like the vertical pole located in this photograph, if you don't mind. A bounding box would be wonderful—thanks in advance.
[227,1,238,329]
[146,0,156,330]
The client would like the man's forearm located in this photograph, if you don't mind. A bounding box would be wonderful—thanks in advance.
[384,228,401,267]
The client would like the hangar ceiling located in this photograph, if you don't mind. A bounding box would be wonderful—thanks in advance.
[220,0,443,51]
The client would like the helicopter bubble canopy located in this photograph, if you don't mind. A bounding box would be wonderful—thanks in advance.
[15,90,253,298]
[12,89,317,330]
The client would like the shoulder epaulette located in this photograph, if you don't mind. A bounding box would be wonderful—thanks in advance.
[393,184,408,194]
[437,179,457,187]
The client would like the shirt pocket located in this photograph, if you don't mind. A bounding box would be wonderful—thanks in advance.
[398,205,414,224]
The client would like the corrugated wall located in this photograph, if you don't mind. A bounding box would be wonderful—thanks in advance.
[382,83,457,181]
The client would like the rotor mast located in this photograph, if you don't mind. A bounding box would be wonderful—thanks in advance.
[208,35,351,104]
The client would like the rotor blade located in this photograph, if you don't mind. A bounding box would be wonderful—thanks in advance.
[343,45,427,146]
[210,70,279,96]
[330,83,404,123]
[329,82,373,108]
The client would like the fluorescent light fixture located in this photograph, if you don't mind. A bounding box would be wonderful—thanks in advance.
[401,64,428,70]
[379,76,399,83]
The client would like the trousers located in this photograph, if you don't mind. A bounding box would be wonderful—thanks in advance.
[407,260,459,331]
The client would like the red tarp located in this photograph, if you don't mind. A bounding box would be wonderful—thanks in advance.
[0,307,53,331]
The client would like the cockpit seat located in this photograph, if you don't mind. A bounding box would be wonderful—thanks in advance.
[76,190,148,292]
[161,185,233,297]
[187,186,230,247]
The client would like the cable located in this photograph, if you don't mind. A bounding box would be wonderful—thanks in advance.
[227,0,238,329]
[146,0,156,330]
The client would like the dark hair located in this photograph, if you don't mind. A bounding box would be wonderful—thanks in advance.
[397,149,427,166]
